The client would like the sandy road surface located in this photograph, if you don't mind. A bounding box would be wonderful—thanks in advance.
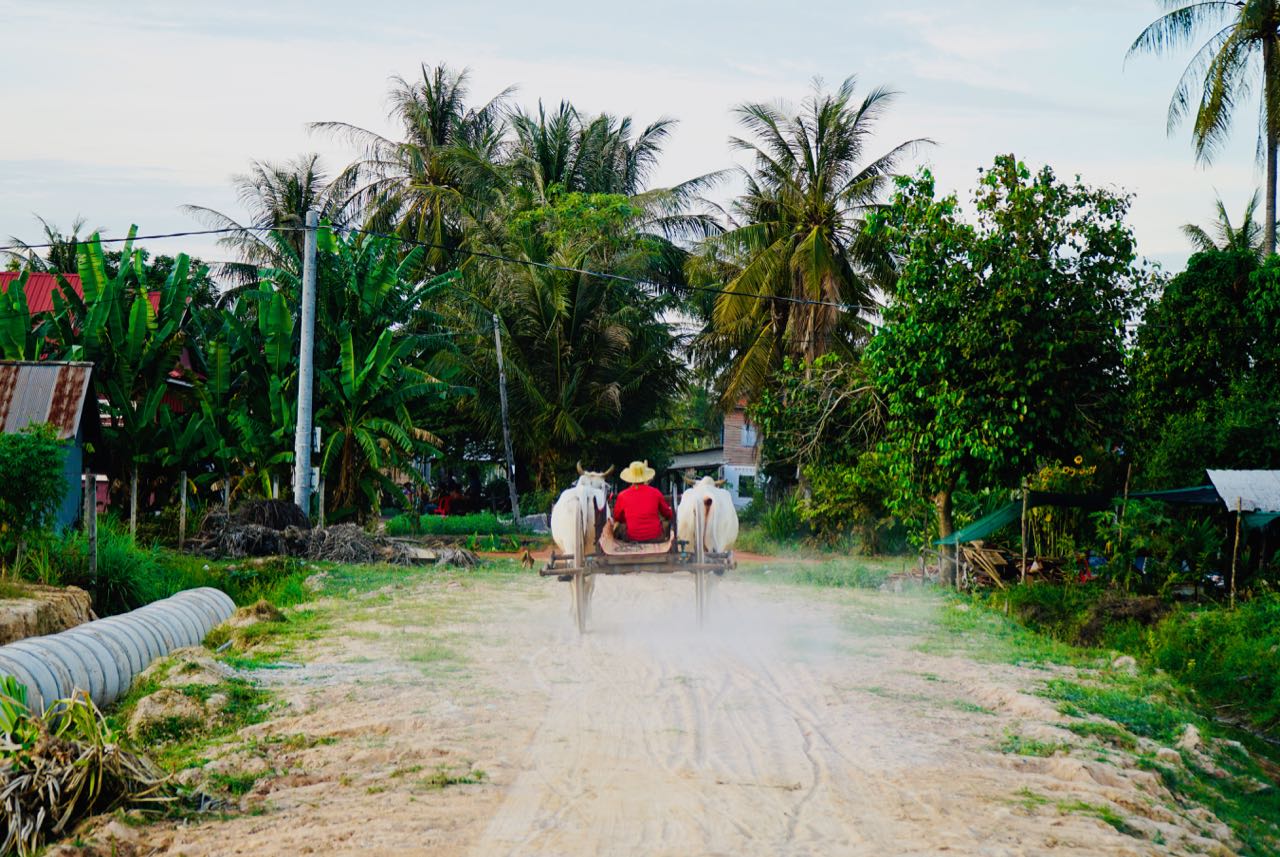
[135,571,1234,857]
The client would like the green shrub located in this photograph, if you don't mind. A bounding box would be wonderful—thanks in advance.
[789,562,890,589]
[0,423,67,568]
[760,494,804,541]
[386,512,521,537]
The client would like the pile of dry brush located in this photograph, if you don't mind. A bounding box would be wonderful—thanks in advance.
[190,500,476,567]
[0,682,174,856]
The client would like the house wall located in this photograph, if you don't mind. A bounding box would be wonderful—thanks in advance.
[56,433,84,530]
[722,407,759,468]
[721,405,758,507]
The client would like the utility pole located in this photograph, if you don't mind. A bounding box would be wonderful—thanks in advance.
[292,210,319,516]
[493,312,520,521]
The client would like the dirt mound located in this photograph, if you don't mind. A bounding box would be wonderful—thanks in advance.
[233,499,311,531]
[190,515,442,566]
[0,583,93,645]
[1078,594,1168,645]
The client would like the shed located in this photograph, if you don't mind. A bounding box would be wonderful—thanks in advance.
[0,361,95,528]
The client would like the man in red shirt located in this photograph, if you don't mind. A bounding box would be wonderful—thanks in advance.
[612,460,673,542]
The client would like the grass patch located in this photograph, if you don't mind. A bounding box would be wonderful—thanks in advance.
[1040,678,1193,743]
[1012,787,1050,811]
[419,764,486,790]
[205,770,263,796]
[999,732,1069,757]
[1056,799,1137,837]
[1065,720,1138,750]
[386,512,522,537]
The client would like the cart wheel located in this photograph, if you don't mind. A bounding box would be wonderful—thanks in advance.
[573,512,589,634]
[573,571,587,634]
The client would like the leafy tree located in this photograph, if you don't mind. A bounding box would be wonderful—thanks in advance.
[1132,248,1280,485]
[1130,0,1280,255]
[1182,191,1269,256]
[865,157,1147,565]
[691,75,928,406]
[0,424,66,569]
[453,192,682,490]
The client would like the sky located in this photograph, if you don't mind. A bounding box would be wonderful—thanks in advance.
[0,0,1269,273]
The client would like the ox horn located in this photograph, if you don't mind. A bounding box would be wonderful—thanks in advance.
[682,475,696,486]
[576,460,585,475]
[601,464,615,478]
[714,479,726,487]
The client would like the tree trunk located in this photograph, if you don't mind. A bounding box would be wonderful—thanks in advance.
[129,464,139,540]
[934,489,955,587]
[1268,37,1278,257]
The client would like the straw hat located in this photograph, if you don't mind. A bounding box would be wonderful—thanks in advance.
[619,460,656,484]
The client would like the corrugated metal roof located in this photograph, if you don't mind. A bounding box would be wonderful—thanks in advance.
[667,448,725,469]
[0,362,92,440]
[1207,470,1280,514]
[0,272,161,314]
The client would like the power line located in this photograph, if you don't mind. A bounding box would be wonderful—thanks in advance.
[334,225,865,313]
[0,226,307,253]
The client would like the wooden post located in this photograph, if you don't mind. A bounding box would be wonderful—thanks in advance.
[317,475,326,528]
[178,470,187,551]
[84,473,97,589]
[129,464,138,540]
[1020,482,1029,585]
[1231,496,1243,610]
[1117,462,1132,547]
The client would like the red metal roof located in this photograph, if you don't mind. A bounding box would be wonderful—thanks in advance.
[0,271,161,314]
[0,361,93,440]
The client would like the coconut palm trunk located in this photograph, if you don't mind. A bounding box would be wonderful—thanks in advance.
[1268,38,1279,256]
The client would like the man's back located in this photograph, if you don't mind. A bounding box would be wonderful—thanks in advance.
[613,484,672,541]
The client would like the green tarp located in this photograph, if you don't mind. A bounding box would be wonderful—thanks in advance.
[935,501,1022,546]
[935,485,1280,547]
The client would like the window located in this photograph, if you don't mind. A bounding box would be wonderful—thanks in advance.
[737,474,755,498]
[740,421,758,448]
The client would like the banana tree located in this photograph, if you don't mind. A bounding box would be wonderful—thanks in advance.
[49,230,200,536]
[0,271,52,359]
[311,230,462,521]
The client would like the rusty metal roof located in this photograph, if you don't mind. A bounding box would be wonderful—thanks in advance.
[1207,470,1280,514]
[0,361,93,440]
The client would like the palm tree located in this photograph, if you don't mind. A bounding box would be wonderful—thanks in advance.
[311,63,512,272]
[691,76,928,407]
[184,154,351,288]
[4,216,90,272]
[1130,0,1280,255]
[1182,190,1270,254]
[454,196,682,490]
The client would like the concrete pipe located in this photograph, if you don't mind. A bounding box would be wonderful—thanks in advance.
[0,652,51,713]
[38,635,105,706]
[69,622,143,680]
[4,641,75,702]
[179,590,227,629]
[98,617,163,666]
[0,587,237,713]
[155,600,206,647]
[60,628,125,705]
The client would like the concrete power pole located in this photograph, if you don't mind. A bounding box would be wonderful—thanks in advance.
[493,313,521,521]
[292,210,320,516]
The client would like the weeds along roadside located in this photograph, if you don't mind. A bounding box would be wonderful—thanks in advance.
[750,558,1280,853]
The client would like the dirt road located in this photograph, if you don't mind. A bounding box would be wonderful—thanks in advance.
[136,570,1234,856]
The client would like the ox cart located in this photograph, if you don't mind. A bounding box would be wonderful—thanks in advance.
[539,496,735,633]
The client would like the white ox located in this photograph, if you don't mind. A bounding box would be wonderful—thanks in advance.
[677,476,739,554]
[550,463,614,615]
